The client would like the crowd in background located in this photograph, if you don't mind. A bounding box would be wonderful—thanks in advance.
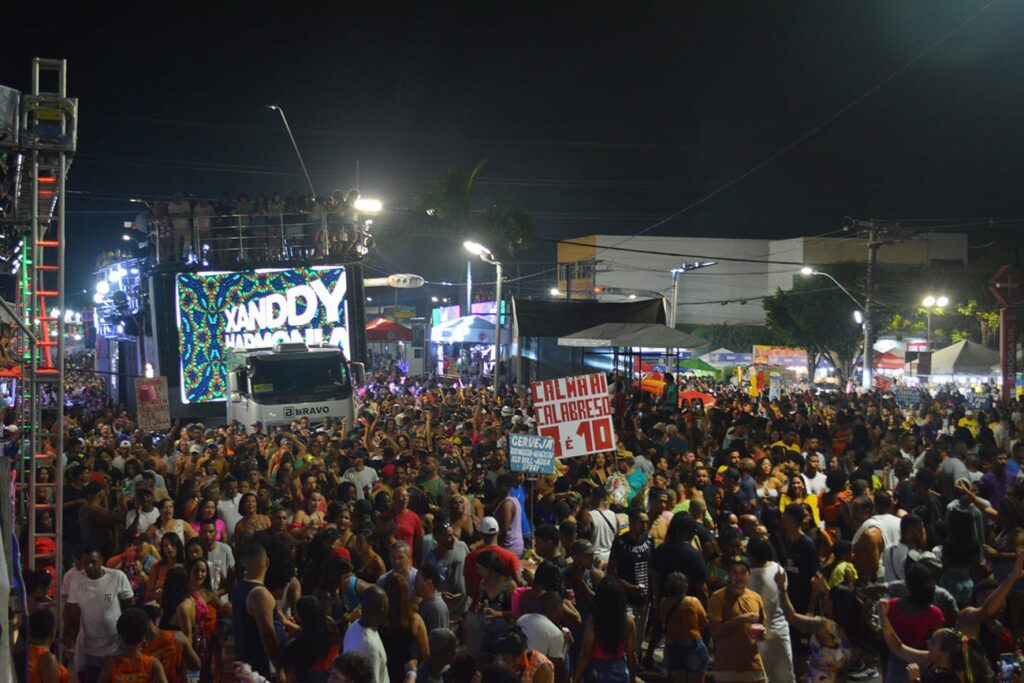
[11,369,1024,683]
[134,188,366,264]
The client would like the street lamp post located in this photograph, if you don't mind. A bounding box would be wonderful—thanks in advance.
[800,267,867,383]
[921,295,949,349]
[464,241,503,391]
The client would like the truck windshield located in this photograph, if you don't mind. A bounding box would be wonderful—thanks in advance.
[248,353,352,403]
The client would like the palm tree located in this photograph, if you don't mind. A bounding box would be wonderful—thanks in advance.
[413,159,534,256]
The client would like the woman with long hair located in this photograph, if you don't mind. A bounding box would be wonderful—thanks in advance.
[232,492,270,551]
[883,563,947,683]
[754,456,784,504]
[778,474,821,526]
[281,596,340,683]
[176,477,202,523]
[379,571,429,683]
[160,566,209,679]
[146,532,184,602]
[880,600,993,683]
[187,558,221,681]
[148,497,196,546]
[573,578,637,683]
[658,572,708,683]
[189,498,228,542]
[351,523,386,583]
[775,568,881,683]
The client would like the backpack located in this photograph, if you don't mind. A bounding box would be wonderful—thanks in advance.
[943,504,980,568]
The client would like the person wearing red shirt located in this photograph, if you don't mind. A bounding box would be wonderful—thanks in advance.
[464,516,521,601]
[384,486,423,565]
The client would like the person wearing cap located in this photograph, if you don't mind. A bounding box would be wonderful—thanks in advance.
[112,440,132,473]
[464,516,521,602]
[708,554,767,681]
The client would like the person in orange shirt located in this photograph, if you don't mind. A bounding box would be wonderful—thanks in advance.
[141,605,200,683]
[98,609,167,683]
[27,610,68,683]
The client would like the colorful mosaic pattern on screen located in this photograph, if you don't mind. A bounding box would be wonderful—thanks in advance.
[176,267,347,404]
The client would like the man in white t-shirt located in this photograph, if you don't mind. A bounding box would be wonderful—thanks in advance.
[216,475,244,535]
[64,548,134,683]
[801,453,828,497]
[517,591,568,665]
[589,489,620,564]
[342,451,379,500]
[125,487,160,536]
[343,586,390,683]
[199,518,236,593]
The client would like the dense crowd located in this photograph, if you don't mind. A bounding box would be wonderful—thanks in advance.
[16,370,1024,683]
[134,189,366,264]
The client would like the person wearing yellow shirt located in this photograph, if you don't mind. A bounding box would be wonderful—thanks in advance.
[778,474,821,527]
[957,409,981,438]
[769,431,802,455]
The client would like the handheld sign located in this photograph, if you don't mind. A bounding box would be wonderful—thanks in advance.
[508,434,556,475]
[894,387,922,412]
[530,373,616,458]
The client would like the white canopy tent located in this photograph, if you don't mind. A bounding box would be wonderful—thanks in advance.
[928,340,999,376]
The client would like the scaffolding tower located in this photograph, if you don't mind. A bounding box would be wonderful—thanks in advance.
[0,57,76,673]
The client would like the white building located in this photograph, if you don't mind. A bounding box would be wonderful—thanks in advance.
[556,233,967,326]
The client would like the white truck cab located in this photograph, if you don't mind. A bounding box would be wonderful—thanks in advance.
[226,343,363,427]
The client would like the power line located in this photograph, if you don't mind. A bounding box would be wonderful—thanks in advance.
[594,0,996,256]
[542,237,809,266]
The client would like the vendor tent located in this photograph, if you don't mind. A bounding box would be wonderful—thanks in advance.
[557,323,705,349]
[928,340,999,376]
[681,357,718,375]
[873,350,905,371]
[365,318,412,343]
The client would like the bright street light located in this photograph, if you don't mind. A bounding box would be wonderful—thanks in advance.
[798,267,864,308]
[922,294,950,348]
[431,296,439,303]
[550,287,562,296]
[800,266,814,276]
[96,280,110,295]
[463,240,493,259]
[353,198,383,214]
[854,310,864,324]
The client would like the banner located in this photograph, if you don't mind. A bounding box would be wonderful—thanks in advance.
[531,373,616,458]
[135,377,171,431]
[508,434,556,474]
[752,345,808,368]
[769,372,781,400]
[894,387,922,411]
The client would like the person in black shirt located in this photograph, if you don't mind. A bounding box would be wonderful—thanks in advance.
[646,512,708,669]
[609,508,654,661]
[781,503,819,613]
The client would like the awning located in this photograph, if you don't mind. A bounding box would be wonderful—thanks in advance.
[873,350,905,370]
[365,318,412,343]
[558,322,705,349]
[430,315,496,344]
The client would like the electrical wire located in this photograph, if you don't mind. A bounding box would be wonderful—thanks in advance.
[594,0,997,256]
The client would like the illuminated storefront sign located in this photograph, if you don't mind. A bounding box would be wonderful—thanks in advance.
[176,267,349,403]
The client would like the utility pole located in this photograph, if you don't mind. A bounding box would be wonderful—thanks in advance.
[852,220,894,390]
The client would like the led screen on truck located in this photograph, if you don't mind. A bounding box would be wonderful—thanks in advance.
[175,266,350,404]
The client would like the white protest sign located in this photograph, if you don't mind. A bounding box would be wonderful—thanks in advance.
[530,373,616,458]
[508,434,556,474]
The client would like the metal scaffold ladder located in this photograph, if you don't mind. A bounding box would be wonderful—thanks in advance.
[8,57,75,660]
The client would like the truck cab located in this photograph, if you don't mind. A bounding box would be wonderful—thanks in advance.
[226,343,362,427]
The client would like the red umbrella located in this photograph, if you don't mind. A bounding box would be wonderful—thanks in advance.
[365,318,413,343]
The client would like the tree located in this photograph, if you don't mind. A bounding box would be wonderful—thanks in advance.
[691,323,777,352]
[413,160,535,256]
[953,299,1000,347]
[763,278,863,381]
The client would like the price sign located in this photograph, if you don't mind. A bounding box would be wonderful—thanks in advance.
[894,387,922,412]
[508,434,556,474]
[530,373,616,458]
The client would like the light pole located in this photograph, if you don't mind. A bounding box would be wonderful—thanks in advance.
[921,295,949,349]
[464,241,502,390]
[800,267,866,381]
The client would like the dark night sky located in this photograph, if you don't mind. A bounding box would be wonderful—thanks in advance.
[4,1,1024,299]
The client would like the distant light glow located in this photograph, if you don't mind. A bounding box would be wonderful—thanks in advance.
[353,198,382,213]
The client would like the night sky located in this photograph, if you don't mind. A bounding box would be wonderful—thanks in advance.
[4,1,1023,301]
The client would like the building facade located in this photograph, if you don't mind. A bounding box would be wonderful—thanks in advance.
[556,233,968,326]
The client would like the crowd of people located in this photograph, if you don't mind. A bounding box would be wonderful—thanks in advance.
[133,189,369,264]
[14,369,1024,683]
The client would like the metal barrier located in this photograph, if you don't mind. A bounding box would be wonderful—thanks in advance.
[148,212,369,265]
